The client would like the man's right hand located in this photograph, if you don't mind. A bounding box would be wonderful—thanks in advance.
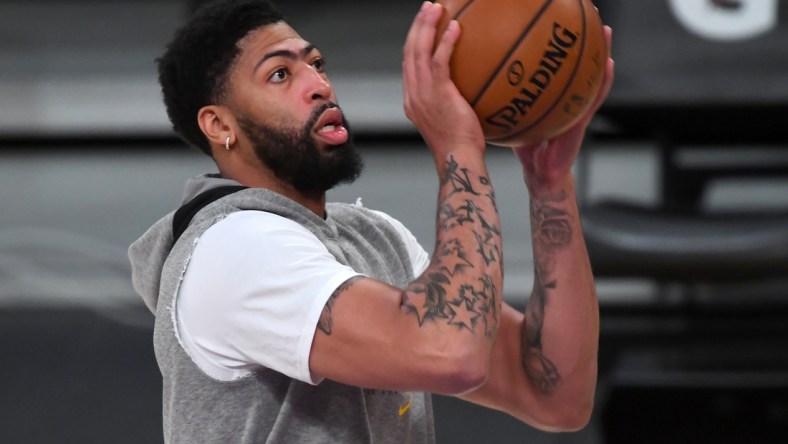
[402,2,486,169]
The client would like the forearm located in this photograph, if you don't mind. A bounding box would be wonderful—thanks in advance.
[402,149,504,361]
[521,174,599,421]
[387,1,506,393]
[446,163,598,428]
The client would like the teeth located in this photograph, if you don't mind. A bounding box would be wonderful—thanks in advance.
[319,124,336,133]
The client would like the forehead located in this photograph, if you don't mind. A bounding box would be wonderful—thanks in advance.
[235,22,309,69]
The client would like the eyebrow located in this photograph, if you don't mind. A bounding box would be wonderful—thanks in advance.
[252,44,317,75]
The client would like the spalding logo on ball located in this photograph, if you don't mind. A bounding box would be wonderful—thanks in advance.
[436,0,608,147]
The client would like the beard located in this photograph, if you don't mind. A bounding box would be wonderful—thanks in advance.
[236,103,363,196]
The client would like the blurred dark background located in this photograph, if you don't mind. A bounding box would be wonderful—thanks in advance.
[1,0,788,443]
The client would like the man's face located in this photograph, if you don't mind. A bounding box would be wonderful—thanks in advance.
[226,23,363,194]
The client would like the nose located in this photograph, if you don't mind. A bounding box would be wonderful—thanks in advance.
[303,65,333,103]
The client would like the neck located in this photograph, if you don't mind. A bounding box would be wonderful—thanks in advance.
[285,187,327,219]
[216,148,330,218]
[220,169,327,218]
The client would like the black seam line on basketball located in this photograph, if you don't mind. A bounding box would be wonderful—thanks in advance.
[487,0,589,143]
[469,0,554,108]
[453,0,477,20]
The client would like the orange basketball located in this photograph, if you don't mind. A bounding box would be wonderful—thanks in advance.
[435,0,607,147]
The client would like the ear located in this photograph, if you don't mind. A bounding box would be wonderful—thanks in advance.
[197,105,237,154]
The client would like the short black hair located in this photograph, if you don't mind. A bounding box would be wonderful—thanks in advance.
[157,0,284,156]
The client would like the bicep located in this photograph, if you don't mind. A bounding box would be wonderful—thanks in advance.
[309,275,486,394]
[309,277,410,388]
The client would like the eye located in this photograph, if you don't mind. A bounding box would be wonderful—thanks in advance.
[310,57,326,73]
[269,68,289,83]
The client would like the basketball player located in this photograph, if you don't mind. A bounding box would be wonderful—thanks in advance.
[128,0,614,442]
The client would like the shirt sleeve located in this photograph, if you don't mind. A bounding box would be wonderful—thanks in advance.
[176,211,362,384]
[370,210,431,277]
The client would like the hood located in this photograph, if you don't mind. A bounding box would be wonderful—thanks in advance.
[128,173,242,313]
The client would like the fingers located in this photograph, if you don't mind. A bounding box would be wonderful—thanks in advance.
[432,20,461,81]
[596,58,615,108]
[403,2,430,75]
[403,2,433,117]
[590,26,615,113]
[413,4,441,75]
[402,2,431,107]
[404,3,447,83]
[403,2,457,117]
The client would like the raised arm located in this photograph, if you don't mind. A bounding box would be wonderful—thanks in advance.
[457,26,615,431]
[309,2,502,395]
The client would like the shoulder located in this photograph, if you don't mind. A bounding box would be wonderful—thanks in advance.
[328,203,430,277]
[367,209,411,235]
[193,210,337,273]
[203,210,319,244]
[328,202,405,231]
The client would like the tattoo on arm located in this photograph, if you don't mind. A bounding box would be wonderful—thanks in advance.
[402,155,503,337]
[318,276,363,336]
[531,191,572,254]
[521,191,572,394]
[402,271,499,337]
[444,155,481,196]
[522,270,561,394]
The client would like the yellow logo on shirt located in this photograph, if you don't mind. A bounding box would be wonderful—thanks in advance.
[398,395,414,416]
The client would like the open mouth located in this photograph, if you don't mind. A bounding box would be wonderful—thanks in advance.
[313,106,349,146]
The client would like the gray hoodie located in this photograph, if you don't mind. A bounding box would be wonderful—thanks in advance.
[128,174,435,444]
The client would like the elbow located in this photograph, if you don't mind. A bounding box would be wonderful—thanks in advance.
[428,347,490,395]
[447,356,490,395]
[527,364,599,432]
[553,401,594,432]
[529,397,595,433]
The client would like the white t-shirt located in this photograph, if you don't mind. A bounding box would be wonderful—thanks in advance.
[177,210,429,384]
